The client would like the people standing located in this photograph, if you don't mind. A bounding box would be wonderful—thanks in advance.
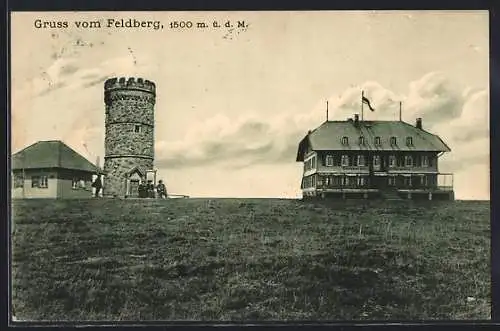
[91,175,102,198]
[147,180,155,198]
[157,179,167,199]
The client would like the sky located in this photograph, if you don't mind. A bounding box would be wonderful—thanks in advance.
[11,11,489,199]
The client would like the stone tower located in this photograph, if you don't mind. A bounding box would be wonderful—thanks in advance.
[103,77,156,197]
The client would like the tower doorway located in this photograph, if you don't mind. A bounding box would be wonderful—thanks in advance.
[129,180,140,197]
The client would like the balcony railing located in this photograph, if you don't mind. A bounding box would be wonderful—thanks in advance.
[314,173,454,191]
[341,165,369,171]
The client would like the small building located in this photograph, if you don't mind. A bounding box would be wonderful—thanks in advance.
[11,140,102,199]
[296,115,455,200]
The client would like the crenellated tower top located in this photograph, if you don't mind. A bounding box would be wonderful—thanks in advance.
[104,77,156,95]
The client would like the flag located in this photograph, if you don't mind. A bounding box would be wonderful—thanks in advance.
[362,95,375,111]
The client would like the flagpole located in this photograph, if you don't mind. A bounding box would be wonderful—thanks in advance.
[326,100,329,122]
[22,152,25,199]
[399,101,402,121]
[361,90,364,121]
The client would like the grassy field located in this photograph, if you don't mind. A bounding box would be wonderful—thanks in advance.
[11,198,490,321]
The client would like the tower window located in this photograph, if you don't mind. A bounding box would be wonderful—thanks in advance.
[134,125,141,133]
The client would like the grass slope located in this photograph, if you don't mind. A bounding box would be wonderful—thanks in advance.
[11,198,490,321]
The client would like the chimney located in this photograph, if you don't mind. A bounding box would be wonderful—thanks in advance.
[416,118,422,129]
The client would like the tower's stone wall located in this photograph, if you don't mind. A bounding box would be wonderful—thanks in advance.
[105,124,154,156]
[103,157,153,197]
[103,77,156,197]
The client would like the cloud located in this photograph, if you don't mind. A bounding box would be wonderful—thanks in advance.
[155,114,297,169]
[11,51,158,154]
[433,89,489,155]
[404,71,464,125]
[328,81,405,120]
[155,72,489,179]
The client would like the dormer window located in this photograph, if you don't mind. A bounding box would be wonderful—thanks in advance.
[341,136,349,145]
[406,137,413,146]
[390,136,397,145]
[374,136,381,146]
[134,125,141,133]
[359,136,365,145]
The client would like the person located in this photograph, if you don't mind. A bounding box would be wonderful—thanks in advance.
[91,175,102,198]
[157,179,167,199]
[147,180,155,198]
[138,182,146,198]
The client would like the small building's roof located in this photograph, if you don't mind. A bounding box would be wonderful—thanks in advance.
[296,119,451,161]
[11,140,103,173]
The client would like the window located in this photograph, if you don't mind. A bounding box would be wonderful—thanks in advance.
[389,155,396,167]
[341,136,349,145]
[357,176,365,187]
[390,137,397,145]
[388,176,396,186]
[341,176,348,186]
[72,178,86,189]
[32,175,48,188]
[357,155,365,166]
[373,155,380,166]
[341,155,349,167]
[374,136,381,146]
[405,155,413,167]
[13,174,23,188]
[406,137,413,146]
[421,176,428,186]
[311,156,316,169]
[404,177,413,187]
[359,136,365,145]
[326,155,334,167]
[422,155,429,167]
[134,125,141,133]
